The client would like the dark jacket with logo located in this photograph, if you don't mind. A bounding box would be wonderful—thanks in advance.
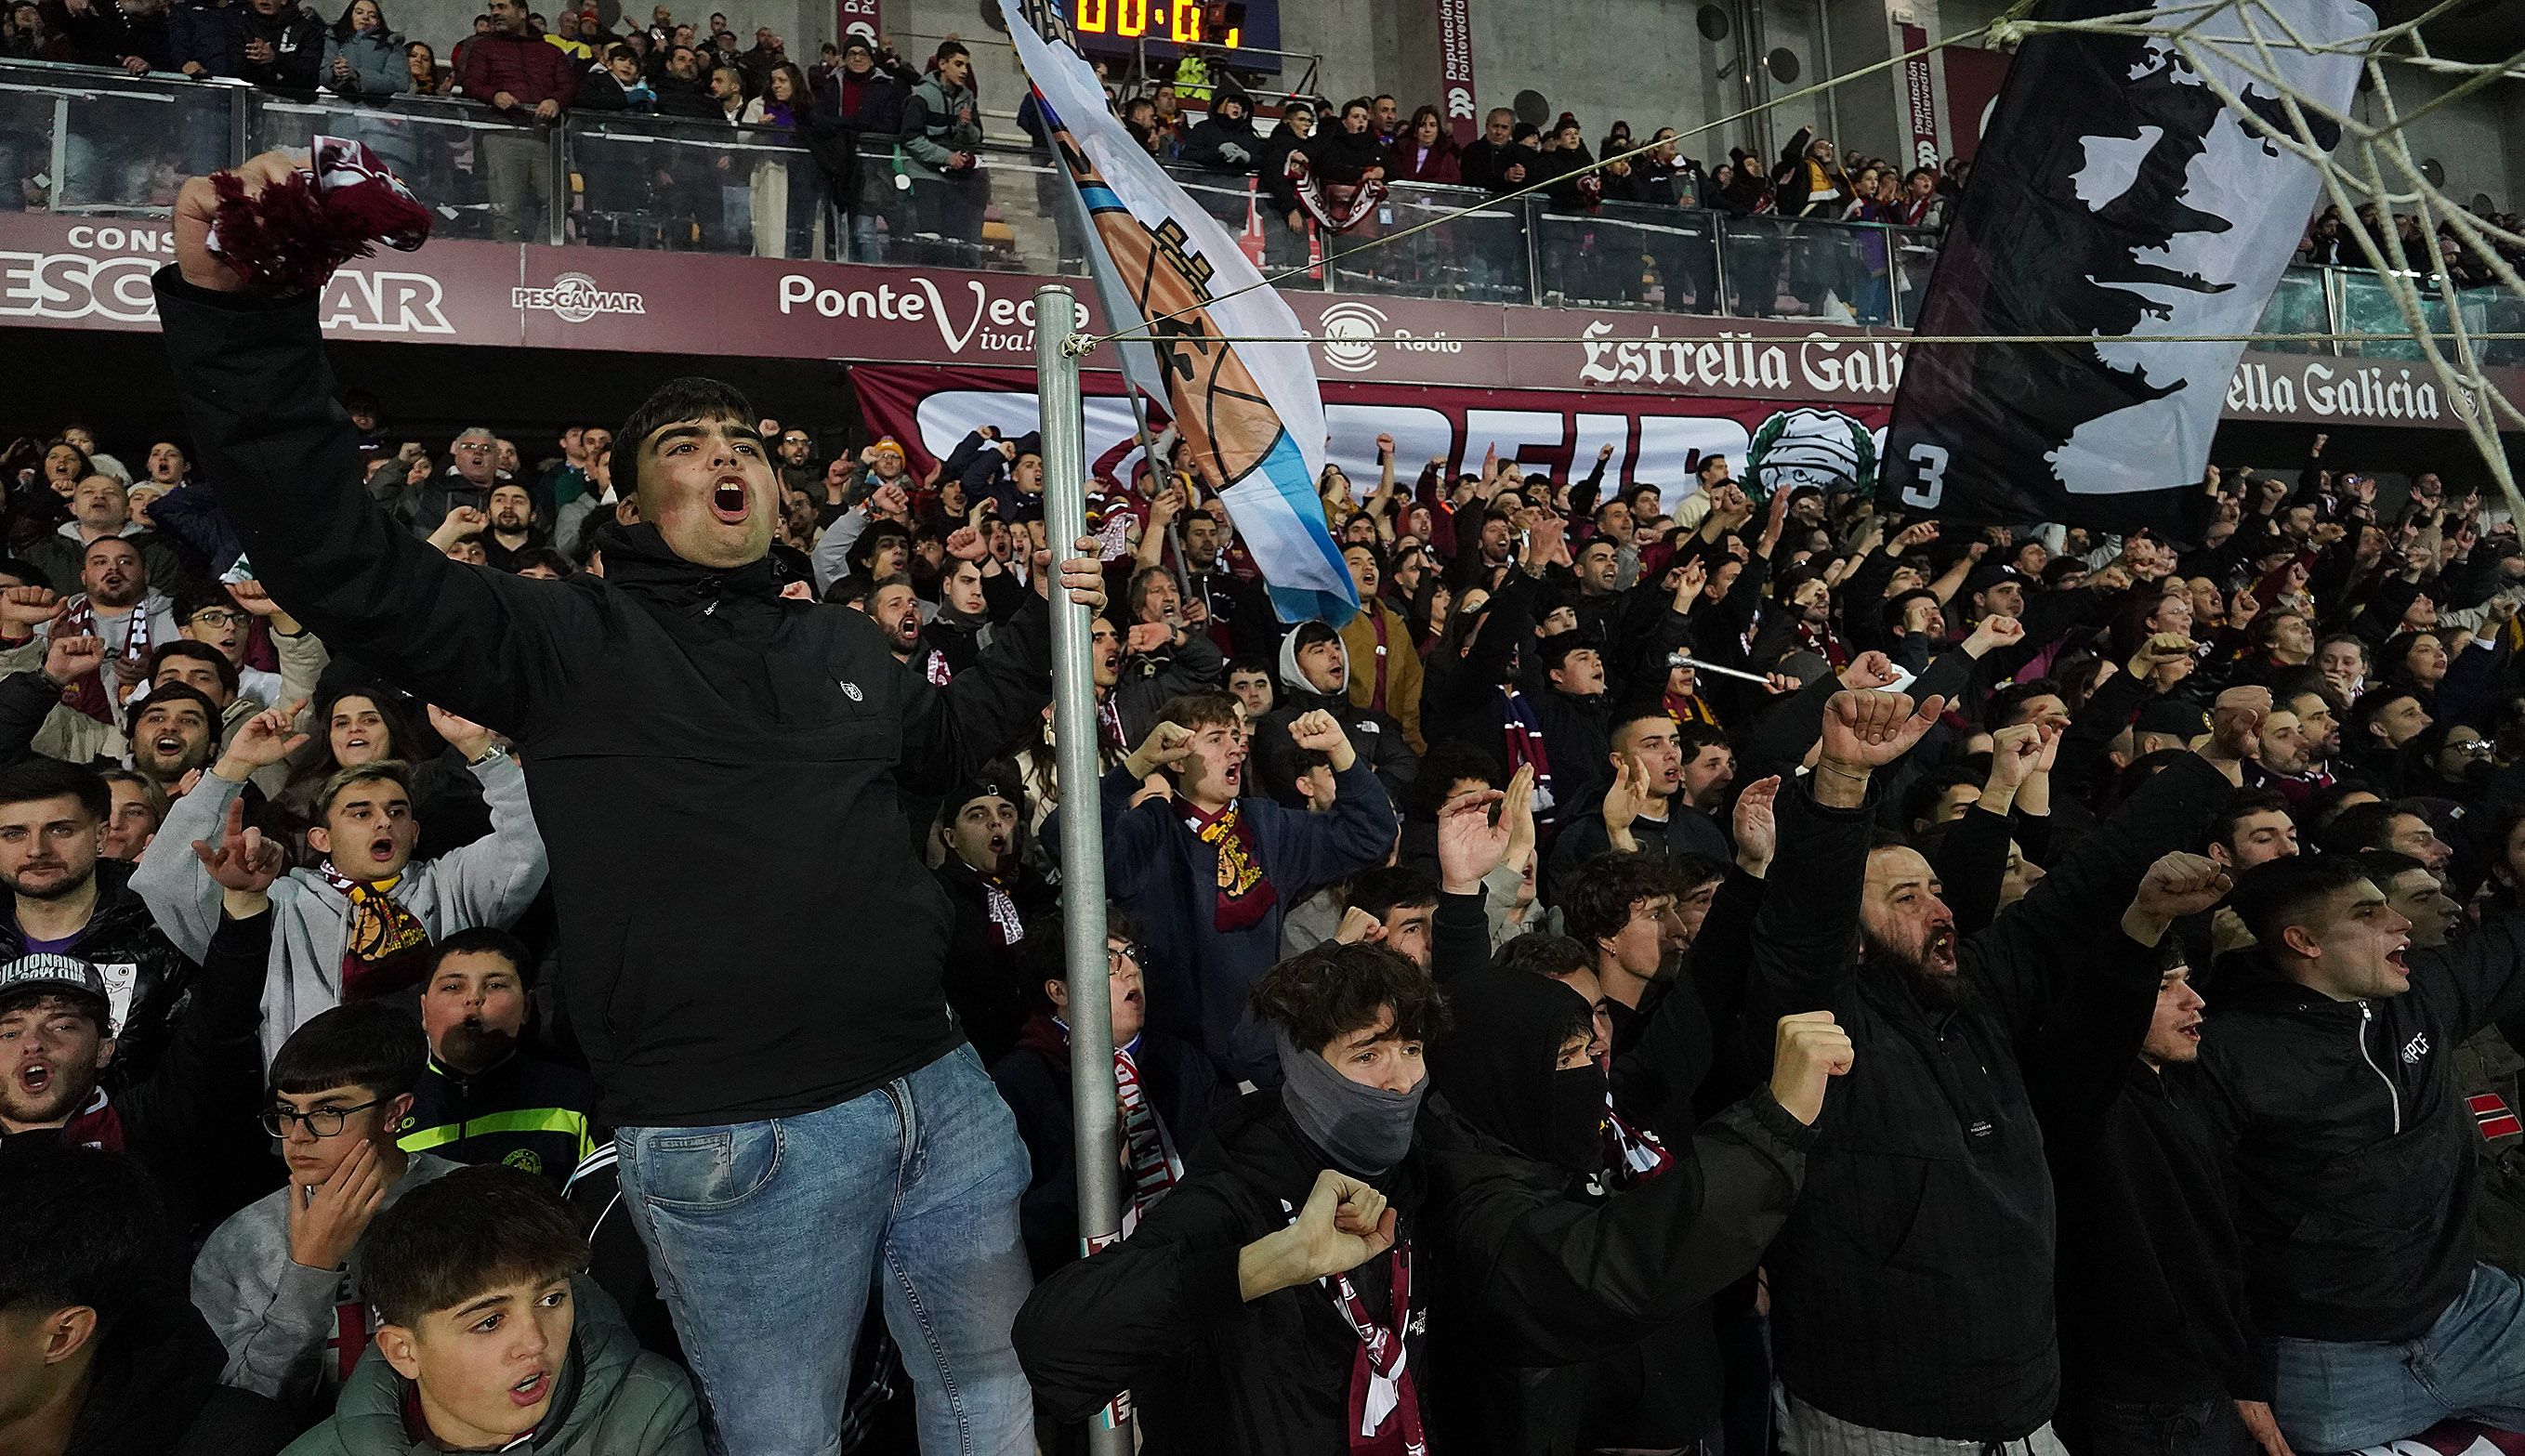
[395,1049,601,1188]
[2197,919,2525,1343]
[1252,631,1418,811]
[1014,1082,1811,1456]
[59,0,175,71]
[1744,753,2232,1441]
[0,856,200,1087]
[169,0,322,86]
[156,270,1060,1129]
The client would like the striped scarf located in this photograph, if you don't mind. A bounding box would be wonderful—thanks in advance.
[321,863,433,1001]
[57,593,152,725]
[1177,796,1277,931]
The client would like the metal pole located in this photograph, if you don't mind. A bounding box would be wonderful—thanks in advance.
[1035,283,1135,1456]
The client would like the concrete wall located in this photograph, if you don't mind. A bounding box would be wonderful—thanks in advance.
[2359,63,2522,217]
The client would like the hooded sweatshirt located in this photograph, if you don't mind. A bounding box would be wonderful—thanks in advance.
[1252,625,1419,808]
[134,754,549,1070]
[191,1151,465,1414]
[278,1279,704,1455]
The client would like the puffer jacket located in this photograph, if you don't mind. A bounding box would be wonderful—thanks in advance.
[279,1279,704,1454]
[2198,920,2525,1343]
[320,26,408,95]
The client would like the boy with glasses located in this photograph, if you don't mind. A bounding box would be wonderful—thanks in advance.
[192,997,459,1418]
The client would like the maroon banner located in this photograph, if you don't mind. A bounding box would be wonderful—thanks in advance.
[850,363,1891,502]
[835,0,880,45]
[1940,43,2012,164]
[0,209,2484,433]
[1436,0,1478,147]
[1900,24,1940,174]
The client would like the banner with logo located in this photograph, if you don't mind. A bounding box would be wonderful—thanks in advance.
[1899,24,1941,174]
[1003,0,1356,625]
[1882,0,2371,531]
[1437,0,1479,146]
[848,363,1890,506]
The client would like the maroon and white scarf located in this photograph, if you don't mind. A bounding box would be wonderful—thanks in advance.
[1285,149,1387,234]
[57,593,153,725]
[1500,689,1556,813]
[1112,1043,1182,1232]
[1327,1245,1427,1456]
[980,876,1025,948]
[1604,1093,1676,1187]
[205,136,429,292]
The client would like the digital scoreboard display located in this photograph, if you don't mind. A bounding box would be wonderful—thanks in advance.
[1062,0,1283,72]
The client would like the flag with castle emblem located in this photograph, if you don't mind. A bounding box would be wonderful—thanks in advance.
[1001,0,1357,626]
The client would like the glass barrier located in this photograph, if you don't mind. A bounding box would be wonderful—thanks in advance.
[1331,183,1526,304]
[2254,265,2332,355]
[0,67,240,215]
[563,113,831,258]
[1533,199,1724,315]
[250,94,517,241]
[1887,226,1940,328]
[1714,214,1891,324]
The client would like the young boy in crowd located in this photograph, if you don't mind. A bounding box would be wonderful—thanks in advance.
[399,928,599,1189]
[192,1001,461,1418]
[281,1163,704,1455]
[134,703,549,1069]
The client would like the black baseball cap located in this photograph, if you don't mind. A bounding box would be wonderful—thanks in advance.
[0,954,109,1020]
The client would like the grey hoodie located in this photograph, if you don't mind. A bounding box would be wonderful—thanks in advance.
[279,1278,704,1455]
[191,1151,464,1413]
[134,754,550,1069]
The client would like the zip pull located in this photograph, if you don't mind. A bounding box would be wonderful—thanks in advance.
[2356,1002,2403,1135]
[704,598,719,617]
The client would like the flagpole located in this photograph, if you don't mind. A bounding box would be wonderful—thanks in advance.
[1037,282,1136,1456]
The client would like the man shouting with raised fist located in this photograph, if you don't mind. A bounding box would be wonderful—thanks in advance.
[152,151,1110,1454]
[1744,687,2259,1456]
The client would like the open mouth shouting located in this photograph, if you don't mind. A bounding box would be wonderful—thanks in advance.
[2176,1015,2203,1044]
[364,833,399,868]
[1925,924,1959,974]
[710,475,751,525]
[509,1368,553,1408]
[18,1059,51,1098]
[150,731,187,761]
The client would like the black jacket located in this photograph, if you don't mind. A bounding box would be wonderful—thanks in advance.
[1743,752,2233,1440]
[2038,1057,2258,1405]
[2197,920,2525,1343]
[0,856,200,1089]
[989,1012,1219,1279]
[62,1294,294,1456]
[58,0,174,70]
[932,855,1059,1064]
[1460,137,1541,196]
[396,1049,602,1188]
[1012,1083,1810,1456]
[1179,109,1261,175]
[0,906,273,1236]
[1253,688,1418,811]
[156,270,1059,1129]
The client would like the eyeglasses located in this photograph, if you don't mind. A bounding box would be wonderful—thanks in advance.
[2451,740,2493,754]
[1106,940,1142,969]
[260,1096,388,1138]
[187,609,247,627]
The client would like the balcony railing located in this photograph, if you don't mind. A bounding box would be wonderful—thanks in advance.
[0,55,2515,361]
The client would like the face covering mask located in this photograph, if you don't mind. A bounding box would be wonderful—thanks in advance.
[1274,1027,1426,1176]
[1545,1064,1611,1174]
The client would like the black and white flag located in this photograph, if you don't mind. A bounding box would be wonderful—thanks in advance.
[1881,0,2371,531]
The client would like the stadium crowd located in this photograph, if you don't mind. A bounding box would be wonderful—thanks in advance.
[4,149,2525,1456]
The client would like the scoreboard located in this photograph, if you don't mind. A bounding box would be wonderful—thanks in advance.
[1061,0,1284,71]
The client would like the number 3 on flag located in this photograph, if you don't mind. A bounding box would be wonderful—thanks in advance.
[1901,443,1949,510]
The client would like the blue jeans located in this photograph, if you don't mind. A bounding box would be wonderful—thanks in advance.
[2269,1263,2525,1451]
[615,1045,1035,1456]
